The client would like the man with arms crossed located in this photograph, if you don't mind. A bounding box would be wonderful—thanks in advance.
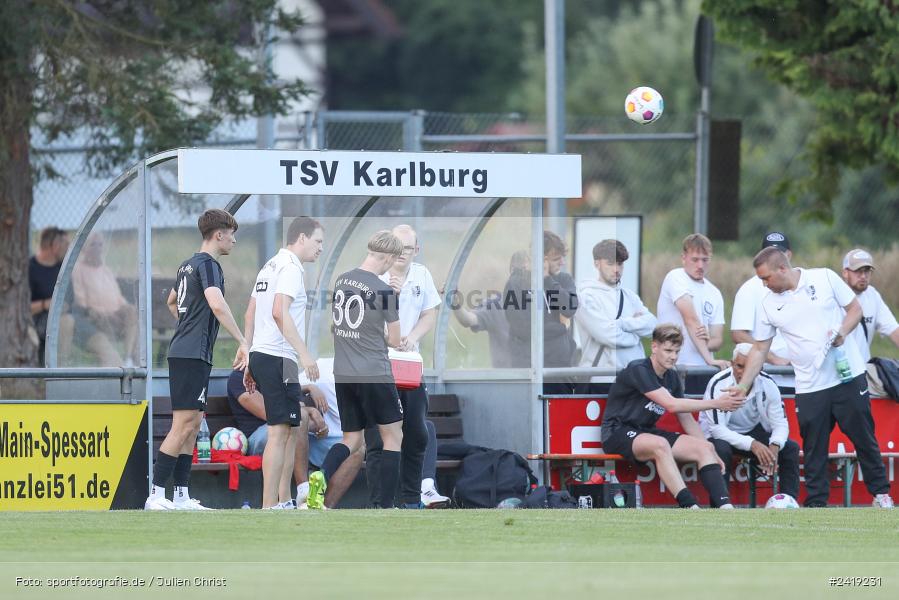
[601,324,741,508]
[657,234,729,393]
[700,343,800,500]
[841,248,899,361]
[576,239,656,394]
[727,247,893,508]
[308,231,405,509]
[145,209,249,510]
[245,216,323,509]
[365,224,449,508]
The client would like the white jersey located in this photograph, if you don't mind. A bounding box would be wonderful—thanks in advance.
[379,262,441,349]
[299,357,341,435]
[656,268,725,366]
[850,285,899,362]
[732,275,794,388]
[700,368,789,451]
[250,248,306,363]
[755,268,865,394]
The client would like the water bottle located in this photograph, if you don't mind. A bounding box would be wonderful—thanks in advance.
[607,469,619,484]
[634,480,643,509]
[197,416,211,463]
[832,345,853,383]
[241,501,251,510]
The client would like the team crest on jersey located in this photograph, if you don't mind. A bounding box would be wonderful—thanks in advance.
[703,301,713,316]
[806,285,816,300]
[412,285,421,297]
[256,281,268,293]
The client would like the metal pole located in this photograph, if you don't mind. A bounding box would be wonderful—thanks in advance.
[405,111,426,242]
[257,19,279,259]
[531,198,545,483]
[139,160,154,493]
[693,85,710,235]
[544,0,567,236]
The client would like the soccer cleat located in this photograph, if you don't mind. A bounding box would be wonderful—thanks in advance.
[144,496,176,510]
[872,494,894,509]
[421,487,450,509]
[296,482,309,506]
[719,503,735,510]
[173,498,214,511]
[306,471,326,509]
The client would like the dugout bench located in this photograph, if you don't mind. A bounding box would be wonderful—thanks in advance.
[151,391,465,508]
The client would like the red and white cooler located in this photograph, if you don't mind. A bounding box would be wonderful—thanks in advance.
[388,349,423,390]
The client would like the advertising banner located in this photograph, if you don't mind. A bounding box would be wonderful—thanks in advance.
[0,402,148,510]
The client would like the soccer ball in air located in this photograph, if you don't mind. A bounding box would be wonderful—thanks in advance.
[624,86,664,124]
[212,427,248,454]
[764,493,800,509]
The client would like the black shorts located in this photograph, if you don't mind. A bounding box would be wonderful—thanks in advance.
[335,381,403,432]
[602,424,681,462]
[168,357,212,411]
[248,352,301,427]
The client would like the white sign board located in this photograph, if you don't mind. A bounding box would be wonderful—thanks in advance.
[573,216,643,295]
[177,149,581,198]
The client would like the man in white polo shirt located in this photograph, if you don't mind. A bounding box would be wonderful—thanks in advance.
[727,247,893,508]
[244,216,323,509]
[366,224,450,508]
[657,233,729,393]
[841,248,899,362]
[731,232,795,391]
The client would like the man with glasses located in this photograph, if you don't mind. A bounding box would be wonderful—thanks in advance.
[841,248,899,361]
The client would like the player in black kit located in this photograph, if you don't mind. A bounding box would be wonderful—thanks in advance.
[306,230,405,509]
[145,209,249,510]
[601,324,742,508]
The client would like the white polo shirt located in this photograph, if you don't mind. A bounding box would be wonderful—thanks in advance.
[656,268,725,366]
[732,275,794,388]
[380,262,441,348]
[850,285,899,362]
[755,268,865,394]
[250,248,307,363]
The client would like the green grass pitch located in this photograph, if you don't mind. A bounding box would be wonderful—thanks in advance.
[1,509,897,599]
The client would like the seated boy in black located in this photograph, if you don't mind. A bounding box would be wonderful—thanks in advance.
[601,323,743,508]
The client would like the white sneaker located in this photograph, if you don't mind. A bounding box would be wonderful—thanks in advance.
[719,503,735,510]
[872,494,894,509]
[296,482,309,506]
[421,487,450,509]
[144,496,176,510]
[173,498,214,511]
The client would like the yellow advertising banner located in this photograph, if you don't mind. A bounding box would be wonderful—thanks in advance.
[0,402,147,511]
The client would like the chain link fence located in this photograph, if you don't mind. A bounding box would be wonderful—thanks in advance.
[31,110,899,368]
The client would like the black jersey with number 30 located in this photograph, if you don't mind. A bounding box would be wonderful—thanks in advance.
[331,268,399,381]
[168,252,224,365]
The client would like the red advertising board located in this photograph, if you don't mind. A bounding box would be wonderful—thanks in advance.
[546,396,899,506]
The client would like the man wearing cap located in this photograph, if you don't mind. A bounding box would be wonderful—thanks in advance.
[731,232,794,392]
[841,249,899,362]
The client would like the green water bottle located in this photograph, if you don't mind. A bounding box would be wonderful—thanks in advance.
[197,416,211,463]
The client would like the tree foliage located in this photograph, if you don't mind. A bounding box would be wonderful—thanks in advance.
[703,0,899,219]
[0,0,309,367]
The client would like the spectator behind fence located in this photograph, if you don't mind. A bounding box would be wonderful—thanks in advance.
[227,358,364,509]
[71,232,138,366]
[700,343,800,500]
[505,230,579,394]
[726,247,894,508]
[575,239,656,394]
[731,232,795,392]
[600,324,741,509]
[657,233,729,394]
[841,248,899,362]
[29,227,70,365]
[450,250,528,369]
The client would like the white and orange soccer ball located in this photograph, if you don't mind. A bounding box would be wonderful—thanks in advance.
[212,427,248,454]
[764,493,800,509]
[624,86,664,125]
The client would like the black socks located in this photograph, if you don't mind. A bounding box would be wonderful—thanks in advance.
[321,443,351,482]
[699,464,731,507]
